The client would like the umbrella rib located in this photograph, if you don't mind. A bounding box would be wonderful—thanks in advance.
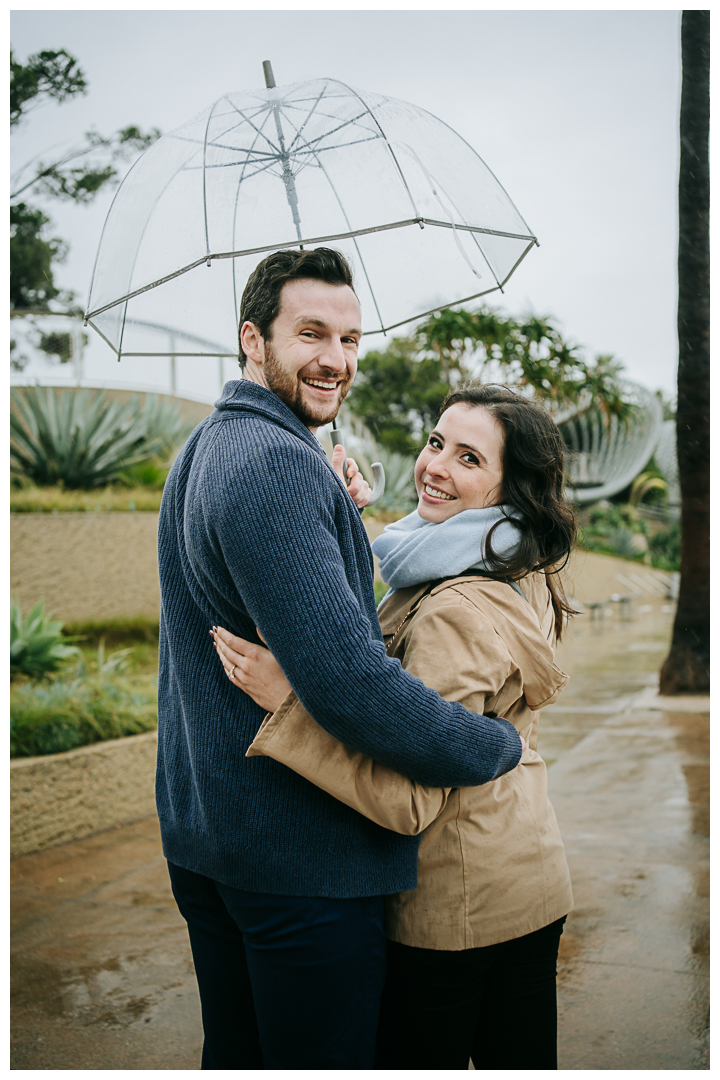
[204,144,277,158]
[277,106,387,332]
[231,117,272,325]
[286,111,376,156]
[291,135,383,157]
[266,95,303,241]
[120,351,237,357]
[222,97,282,155]
[203,99,283,254]
[85,147,153,325]
[331,80,421,220]
[363,285,505,336]
[202,98,224,258]
[392,94,538,244]
[124,317,232,352]
[280,97,378,134]
[85,318,120,355]
[85,221,537,322]
[467,231,502,290]
[415,219,536,242]
[193,159,283,181]
[282,106,380,142]
[285,84,328,153]
[87,255,216,320]
[205,104,279,155]
[397,141,494,284]
[495,238,538,290]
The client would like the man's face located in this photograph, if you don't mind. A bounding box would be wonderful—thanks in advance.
[259,279,362,429]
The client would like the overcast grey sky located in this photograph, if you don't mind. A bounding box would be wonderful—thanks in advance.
[11,9,681,394]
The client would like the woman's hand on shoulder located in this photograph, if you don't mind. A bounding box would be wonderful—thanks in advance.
[211,626,291,713]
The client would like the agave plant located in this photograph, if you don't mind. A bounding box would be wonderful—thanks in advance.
[10,387,193,488]
[10,598,80,678]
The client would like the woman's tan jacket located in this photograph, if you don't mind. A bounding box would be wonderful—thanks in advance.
[247,571,573,951]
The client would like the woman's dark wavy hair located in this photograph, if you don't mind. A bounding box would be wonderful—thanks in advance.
[438,383,577,639]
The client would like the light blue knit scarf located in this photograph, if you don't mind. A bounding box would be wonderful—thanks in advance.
[371,505,522,589]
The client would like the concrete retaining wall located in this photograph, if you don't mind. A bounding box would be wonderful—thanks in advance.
[10,731,158,857]
[11,512,161,624]
[11,512,389,625]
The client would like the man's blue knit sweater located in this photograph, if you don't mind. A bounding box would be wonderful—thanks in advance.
[156,381,522,898]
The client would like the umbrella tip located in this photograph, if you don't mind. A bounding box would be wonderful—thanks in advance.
[262,61,276,89]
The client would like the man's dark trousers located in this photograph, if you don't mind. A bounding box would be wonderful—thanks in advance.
[168,863,387,1069]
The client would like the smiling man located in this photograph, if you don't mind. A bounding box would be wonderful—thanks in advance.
[240,274,359,427]
[156,247,523,1070]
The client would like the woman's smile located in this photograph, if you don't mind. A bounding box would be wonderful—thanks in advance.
[414,403,505,522]
[421,482,457,504]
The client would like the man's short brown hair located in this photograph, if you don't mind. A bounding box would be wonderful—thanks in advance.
[238,248,355,370]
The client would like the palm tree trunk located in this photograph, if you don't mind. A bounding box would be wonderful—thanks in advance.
[659,10,710,694]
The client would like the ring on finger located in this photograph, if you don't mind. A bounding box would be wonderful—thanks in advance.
[227,664,236,680]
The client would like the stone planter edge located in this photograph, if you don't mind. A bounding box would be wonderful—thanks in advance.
[10,730,158,858]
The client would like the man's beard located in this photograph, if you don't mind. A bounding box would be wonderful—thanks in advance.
[263,341,350,427]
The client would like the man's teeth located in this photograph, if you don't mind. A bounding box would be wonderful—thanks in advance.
[305,378,338,390]
[425,484,455,501]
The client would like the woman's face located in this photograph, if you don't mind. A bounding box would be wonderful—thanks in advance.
[414,403,505,523]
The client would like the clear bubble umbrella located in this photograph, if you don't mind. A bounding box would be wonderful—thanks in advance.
[84,63,538,361]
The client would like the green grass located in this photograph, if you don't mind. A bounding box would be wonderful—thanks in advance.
[10,485,164,513]
[10,630,160,759]
[64,617,160,650]
[10,671,158,758]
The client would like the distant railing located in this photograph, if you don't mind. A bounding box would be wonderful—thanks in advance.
[10,311,236,405]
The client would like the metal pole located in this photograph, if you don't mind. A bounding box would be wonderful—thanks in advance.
[169,334,177,395]
[72,318,84,386]
[262,60,276,88]
[262,61,303,243]
[331,415,386,506]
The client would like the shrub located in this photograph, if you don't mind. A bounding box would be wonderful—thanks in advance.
[10,644,157,758]
[576,502,650,562]
[11,598,80,677]
[116,459,169,490]
[648,522,681,571]
[10,387,193,489]
[38,330,73,363]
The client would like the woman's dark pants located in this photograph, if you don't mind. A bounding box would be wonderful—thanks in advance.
[375,916,566,1070]
[168,862,386,1070]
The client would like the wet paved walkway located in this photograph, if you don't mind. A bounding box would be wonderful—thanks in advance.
[11,553,709,1069]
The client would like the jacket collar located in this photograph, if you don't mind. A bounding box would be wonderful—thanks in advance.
[212,380,325,459]
[379,573,568,710]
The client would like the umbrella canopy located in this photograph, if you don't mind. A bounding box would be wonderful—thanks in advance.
[85,71,537,359]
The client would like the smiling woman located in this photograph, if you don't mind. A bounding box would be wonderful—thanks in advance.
[415,404,505,521]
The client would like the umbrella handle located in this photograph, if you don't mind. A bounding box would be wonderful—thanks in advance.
[330,428,385,507]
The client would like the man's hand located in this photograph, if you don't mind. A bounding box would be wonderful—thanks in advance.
[212,626,291,713]
[331,444,371,508]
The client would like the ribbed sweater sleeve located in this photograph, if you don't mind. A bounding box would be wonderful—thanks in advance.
[202,421,522,789]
